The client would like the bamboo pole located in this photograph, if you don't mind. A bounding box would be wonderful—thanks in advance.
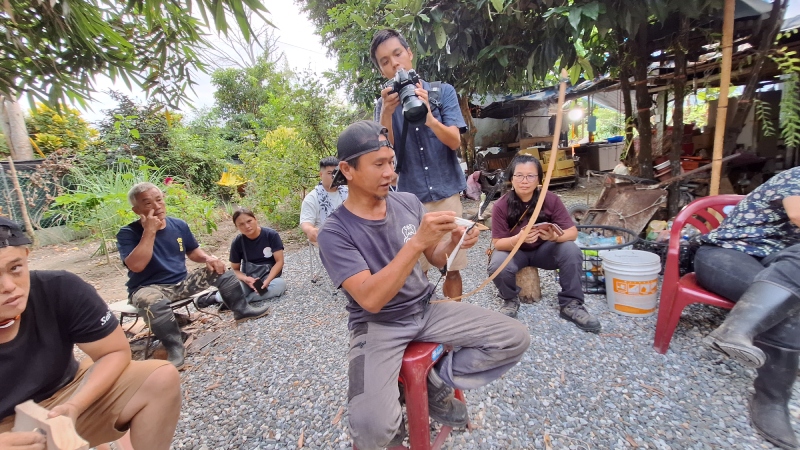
[709,0,735,196]
[7,157,38,246]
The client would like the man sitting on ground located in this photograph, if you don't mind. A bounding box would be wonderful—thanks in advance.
[0,218,181,450]
[318,121,531,449]
[300,156,348,244]
[117,182,270,369]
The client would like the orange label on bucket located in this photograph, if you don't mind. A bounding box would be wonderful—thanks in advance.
[612,278,658,296]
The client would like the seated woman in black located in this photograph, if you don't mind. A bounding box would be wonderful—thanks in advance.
[488,154,600,332]
[693,166,800,449]
[229,208,287,302]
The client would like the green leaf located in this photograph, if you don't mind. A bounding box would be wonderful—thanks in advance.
[130,129,140,139]
[351,13,367,29]
[490,0,504,13]
[434,23,447,49]
[569,63,581,85]
[578,56,594,80]
[568,8,582,30]
[582,2,599,20]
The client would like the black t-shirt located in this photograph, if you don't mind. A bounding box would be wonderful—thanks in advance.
[117,217,200,294]
[0,271,119,420]
[229,227,284,278]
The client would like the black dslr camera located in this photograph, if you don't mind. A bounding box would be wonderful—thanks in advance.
[385,69,428,124]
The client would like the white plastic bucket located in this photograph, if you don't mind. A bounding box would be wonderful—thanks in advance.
[600,250,661,317]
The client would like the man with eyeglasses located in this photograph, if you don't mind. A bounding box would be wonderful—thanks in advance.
[300,156,349,245]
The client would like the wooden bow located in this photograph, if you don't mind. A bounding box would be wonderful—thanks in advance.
[435,69,570,303]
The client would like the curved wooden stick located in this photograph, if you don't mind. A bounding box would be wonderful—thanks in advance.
[434,68,570,303]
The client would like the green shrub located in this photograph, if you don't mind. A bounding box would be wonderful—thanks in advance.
[50,157,219,255]
[26,103,99,155]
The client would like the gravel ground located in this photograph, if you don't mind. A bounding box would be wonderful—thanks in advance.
[172,178,794,450]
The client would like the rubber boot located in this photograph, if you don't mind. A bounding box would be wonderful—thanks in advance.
[216,271,270,322]
[426,368,468,427]
[143,300,185,369]
[499,297,520,318]
[704,281,800,368]
[749,342,800,449]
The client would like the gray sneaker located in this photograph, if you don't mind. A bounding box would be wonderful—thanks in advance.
[560,301,601,333]
[499,297,520,318]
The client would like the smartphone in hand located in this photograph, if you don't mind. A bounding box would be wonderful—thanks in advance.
[253,277,269,295]
[533,222,565,237]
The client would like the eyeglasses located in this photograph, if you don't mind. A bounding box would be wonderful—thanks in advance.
[512,174,538,182]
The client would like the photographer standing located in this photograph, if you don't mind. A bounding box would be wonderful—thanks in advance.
[372,29,468,299]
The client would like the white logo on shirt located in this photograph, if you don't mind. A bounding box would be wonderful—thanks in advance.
[263,247,273,258]
[401,224,417,243]
[100,310,113,326]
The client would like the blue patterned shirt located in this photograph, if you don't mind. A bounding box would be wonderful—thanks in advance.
[375,80,467,203]
[702,167,800,257]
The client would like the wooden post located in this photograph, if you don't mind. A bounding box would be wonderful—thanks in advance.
[7,157,38,246]
[710,0,735,196]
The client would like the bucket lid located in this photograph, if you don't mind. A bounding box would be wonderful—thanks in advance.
[599,249,661,266]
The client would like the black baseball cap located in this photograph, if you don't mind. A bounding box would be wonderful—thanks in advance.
[0,217,32,248]
[331,121,393,187]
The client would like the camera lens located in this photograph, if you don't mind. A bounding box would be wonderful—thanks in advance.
[398,85,428,123]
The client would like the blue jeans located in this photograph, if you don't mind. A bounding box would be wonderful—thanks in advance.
[239,277,286,303]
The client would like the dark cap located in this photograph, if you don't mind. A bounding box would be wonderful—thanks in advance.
[331,121,393,187]
[0,217,32,248]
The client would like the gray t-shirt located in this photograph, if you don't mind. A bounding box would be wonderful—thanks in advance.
[318,192,435,327]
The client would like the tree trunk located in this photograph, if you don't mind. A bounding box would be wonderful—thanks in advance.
[458,93,477,173]
[619,49,636,169]
[633,22,654,179]
[0,95,34,160]
[722,0,787,156]
[669,15,689,218]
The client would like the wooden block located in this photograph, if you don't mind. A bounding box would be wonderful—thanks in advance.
[516,266,541,304]
[12,401,89,450]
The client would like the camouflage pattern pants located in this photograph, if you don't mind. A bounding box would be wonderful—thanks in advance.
[129,268,221,309]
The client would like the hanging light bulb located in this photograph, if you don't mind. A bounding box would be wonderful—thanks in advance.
[568,107,585,122]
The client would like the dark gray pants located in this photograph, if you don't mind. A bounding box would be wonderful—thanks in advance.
[488,241,584,308]
[695,244,800,349]
[347,301,530,450]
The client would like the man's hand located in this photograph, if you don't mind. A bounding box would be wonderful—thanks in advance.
[307,227,319,244]
[205,256,226,274]
[139,209,162,234]
[47,401,81,423]
[414,83,435,126]
[413,211,458,251]
[0,431,47,449]
[380,85,400,118]
[451,225,480,250]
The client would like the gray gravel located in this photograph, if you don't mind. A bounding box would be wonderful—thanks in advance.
[172,178,794,449]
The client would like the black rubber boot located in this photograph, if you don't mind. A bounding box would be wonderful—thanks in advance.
[215,271,270,322]
[143,300,185,369]
[499,297,520,318]
[749,342,800,449]
[195,290,219,309]
[704,281,800,368]
[426,368,468,427]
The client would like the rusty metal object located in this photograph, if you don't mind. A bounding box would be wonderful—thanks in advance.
[581,177,667,236]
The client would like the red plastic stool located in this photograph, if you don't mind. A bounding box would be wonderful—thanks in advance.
[398,342,470,450]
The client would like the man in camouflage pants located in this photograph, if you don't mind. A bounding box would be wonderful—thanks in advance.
[117,182,271,368]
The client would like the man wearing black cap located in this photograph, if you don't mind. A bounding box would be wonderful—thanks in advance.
[318,121,530,450]
[117,182,270,369]
[371,28,469,300]
[0,218,181,449]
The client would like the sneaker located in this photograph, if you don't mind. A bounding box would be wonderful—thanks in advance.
[195,290,219,308]
[499,297,520,318]
[426,368,468,427]
[560,301,601,333]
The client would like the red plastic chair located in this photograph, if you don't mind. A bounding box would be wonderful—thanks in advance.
[355,342,469,450]
[653,195,744,354]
